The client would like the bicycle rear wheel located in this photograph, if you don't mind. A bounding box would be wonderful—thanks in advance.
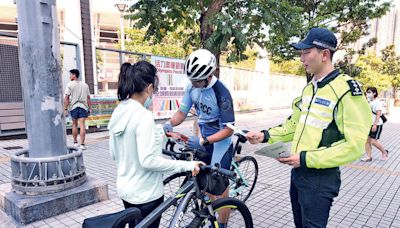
[230,156,258,202]
[188,197,253,228]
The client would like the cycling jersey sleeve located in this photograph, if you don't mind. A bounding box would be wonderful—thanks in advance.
[214,82,235,125]
[179,83,193,114]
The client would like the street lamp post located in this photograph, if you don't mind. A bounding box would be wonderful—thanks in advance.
[115,2,128,63]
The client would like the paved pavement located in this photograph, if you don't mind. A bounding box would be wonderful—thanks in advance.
[0,108,400,228]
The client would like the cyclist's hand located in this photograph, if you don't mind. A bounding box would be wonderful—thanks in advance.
[246,131,264,144]
[163,122,173,133]
[192,161,206,176]
[187,136,205,151]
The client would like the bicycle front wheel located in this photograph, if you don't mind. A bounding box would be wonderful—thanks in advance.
[230,156,258,202]
[162,172,201,228]
[188,197,253,228]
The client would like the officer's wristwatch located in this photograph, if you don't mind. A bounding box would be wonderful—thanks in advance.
[202,137,210,146]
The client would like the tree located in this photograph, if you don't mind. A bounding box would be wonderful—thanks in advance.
[127,0,390,78]
[127,0,300,77]
[270,60,305,76]
[124,28,191,58]
[124,28,258,70]
[381,45,400,98]
[355,51,391,92]
[267,0,391,61]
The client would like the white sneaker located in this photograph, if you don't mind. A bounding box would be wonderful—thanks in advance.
[79,144,87,150]
[73,143,79,147]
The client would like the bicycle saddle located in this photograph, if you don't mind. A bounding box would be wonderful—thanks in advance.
[82,207,141,228]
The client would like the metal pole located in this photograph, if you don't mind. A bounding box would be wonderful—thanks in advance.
[16,0,67,157]
[120,12,125,62]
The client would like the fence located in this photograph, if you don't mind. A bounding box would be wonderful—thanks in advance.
[95,48,307,112]
[0,32,80,136]
[0,39,306,136]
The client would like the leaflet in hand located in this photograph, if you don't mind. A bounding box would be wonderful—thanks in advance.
[226,123,247,137]
[254,142,290,158]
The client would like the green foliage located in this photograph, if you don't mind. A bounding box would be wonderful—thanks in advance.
[355,51,392,92]
[270,60,306,76]
[266,0,391,61]
[381,45,400,97]
[126,0,301,64]
[95,50,103,72]
[124,28,191,59]
[124,28,258,69]
[220,49,257,69]
[126,0,391,68]
[381,45,400,78]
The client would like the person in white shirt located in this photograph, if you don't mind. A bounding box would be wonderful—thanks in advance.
[107,61,204,228]
[64,69,92,150]
[362,87,389,162]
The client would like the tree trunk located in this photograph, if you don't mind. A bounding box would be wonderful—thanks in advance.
[199,0,225,78]
[214,52,221,78]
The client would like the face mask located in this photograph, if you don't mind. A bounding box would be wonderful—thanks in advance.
[144,95,152,108]
[366,93,374,99]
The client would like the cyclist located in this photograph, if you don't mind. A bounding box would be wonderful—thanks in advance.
[108,61,203,228]
[163,49,235,228]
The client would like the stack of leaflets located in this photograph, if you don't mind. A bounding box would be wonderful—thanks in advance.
[254,142,290,158]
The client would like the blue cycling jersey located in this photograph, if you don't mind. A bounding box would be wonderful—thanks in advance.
[179,76,235,167]
[179,76,235,135]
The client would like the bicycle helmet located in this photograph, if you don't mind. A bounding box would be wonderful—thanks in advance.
[184,49,217,81]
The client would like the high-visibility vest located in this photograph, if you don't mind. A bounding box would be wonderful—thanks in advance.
[269,70,372,169]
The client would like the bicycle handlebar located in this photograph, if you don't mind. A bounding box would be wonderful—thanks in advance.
[200,165,236,179]
[162,149,236,178]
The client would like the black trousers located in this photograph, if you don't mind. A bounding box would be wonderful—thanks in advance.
[123,196,164,228]
[290,167,341,228]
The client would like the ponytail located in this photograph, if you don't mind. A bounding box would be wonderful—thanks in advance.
[117,61,158,101]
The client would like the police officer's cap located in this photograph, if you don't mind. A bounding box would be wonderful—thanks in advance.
[292,27,337,52]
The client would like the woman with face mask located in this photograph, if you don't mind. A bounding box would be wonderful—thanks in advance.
[361,87,389,162]
[107,61,204,228]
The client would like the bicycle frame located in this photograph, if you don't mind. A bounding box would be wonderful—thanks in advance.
[165,133,252,200]
[136,174,215,228]
[229,160,250,197]
[135,179,195,227]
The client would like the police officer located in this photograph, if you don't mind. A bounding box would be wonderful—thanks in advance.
[247,27,372,228]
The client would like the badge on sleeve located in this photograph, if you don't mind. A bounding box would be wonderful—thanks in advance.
[347,80,363,96]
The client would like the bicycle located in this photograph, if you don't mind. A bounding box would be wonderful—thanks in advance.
[163,130,258,203]
[83,160,253,228]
